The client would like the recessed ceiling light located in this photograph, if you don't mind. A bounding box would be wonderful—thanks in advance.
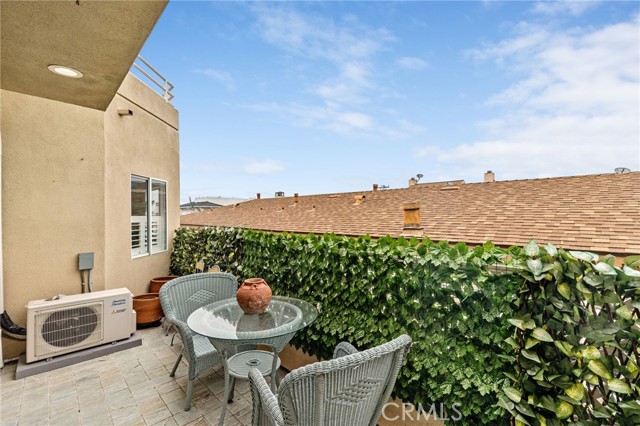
[48,64,83,78]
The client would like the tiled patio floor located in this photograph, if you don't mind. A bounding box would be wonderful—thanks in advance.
[0,325,280,426]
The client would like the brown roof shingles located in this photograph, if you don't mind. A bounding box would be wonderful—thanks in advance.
[181,173,640,255]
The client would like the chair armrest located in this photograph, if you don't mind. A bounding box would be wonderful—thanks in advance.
[165,317,195,356]
[333,341,359,359]
[248,368,284,426]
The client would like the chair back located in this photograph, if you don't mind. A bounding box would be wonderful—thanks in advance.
[277,335,411,426]
[159,272,238,323]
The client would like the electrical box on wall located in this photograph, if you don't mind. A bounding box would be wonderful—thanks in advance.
[78,252,94,271]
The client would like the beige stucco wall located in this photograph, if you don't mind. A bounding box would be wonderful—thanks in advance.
[1,73,179,360]
[1,90,106,359]
[104,73,179,295]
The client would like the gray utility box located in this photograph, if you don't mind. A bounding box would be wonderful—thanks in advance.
[78,252,94,271]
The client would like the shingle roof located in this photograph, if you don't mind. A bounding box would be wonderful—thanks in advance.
[181,173,640,255]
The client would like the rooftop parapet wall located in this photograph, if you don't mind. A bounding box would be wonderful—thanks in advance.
[117,73,178,130]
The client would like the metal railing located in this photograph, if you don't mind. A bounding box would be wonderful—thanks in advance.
[132,55,174,102]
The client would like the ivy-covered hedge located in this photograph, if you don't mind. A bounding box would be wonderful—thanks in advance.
[172,227,518,425]
[499,242,640,426]
[170,227,639,425]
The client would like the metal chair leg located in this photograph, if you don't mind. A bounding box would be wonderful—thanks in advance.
[170,353,182,377]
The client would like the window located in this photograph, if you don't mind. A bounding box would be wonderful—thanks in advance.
[131,175,167,257]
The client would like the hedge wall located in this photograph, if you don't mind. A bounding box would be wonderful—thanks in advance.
[170,227,639,425]
[172,227,517,424]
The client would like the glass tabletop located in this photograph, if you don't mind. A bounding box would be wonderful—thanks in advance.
[187,295,318,341]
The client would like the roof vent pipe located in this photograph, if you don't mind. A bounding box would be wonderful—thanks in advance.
[294,193,299,204]
[256,193,261,200]
[484,170,495,183]
[373,184,378,191]
[614,167,631,174]
[402,202,423,236]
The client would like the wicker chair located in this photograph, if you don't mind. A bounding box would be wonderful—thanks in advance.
[159,272,238,410]
[248,334,412,426]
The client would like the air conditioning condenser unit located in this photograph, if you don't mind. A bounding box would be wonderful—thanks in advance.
[26,288,136,363]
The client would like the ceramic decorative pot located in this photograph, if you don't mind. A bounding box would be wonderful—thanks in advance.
[149,275,178,317]
[237,278,272,315]
[149,275,179,293]
[133,293,162,326]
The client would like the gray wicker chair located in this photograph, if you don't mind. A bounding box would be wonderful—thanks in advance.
[248,334,412,426]
[159,272,238,410]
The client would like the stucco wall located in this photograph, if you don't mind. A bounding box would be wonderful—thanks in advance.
[1,89,106,359]
[104,73,179,296]
[1,74,179,360]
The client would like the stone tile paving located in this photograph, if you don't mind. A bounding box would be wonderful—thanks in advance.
[0,325,278,426]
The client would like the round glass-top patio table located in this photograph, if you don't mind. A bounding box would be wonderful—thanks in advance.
[188,295,318,342]
[187,296,318,425]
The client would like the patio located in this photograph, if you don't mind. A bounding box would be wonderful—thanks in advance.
[0,325,278,426]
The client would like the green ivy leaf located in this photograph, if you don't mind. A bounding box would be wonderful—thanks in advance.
[565,383,585,401]
[538,396,555,413]
[607,378,632,394]
[525,338,540,349]
[527,259,543,276]
[524,241,540,257]
[521,349,542,364]
[505,387,522,403]
[505,336,521,349]
[619,400,640,414]
[569,251,598,263]
[616,305,633,320]
[587,360,613,380]
[515,402,535,418]
[545,243,558,257]
[581,346,601,361]
[532,327,554,342]
[594,262,617,276]
[557,283,571,300]
[555,400,574,419]
[623,265,640,277]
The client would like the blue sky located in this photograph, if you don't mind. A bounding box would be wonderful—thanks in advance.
[138,1,640,202]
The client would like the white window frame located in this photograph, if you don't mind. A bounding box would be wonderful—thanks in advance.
[131,174,168,259]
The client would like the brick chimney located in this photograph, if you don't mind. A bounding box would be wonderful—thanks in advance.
[484,170,495,183]
[402,202,423,236]
[408,177,417,187]
[373,183,378,191]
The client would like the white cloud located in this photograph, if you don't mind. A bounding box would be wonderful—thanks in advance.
[337,112,374,129]
[532,1,601,16]
[252,6,392,64]
[248,5,428,138]
[195,68,236,91]
[397,56,429,70]
[244,159,285,174]
[418,15,640,180]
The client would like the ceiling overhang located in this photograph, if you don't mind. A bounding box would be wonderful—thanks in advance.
[1,0,168,111]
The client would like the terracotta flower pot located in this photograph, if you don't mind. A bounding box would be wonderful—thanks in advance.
[237,278,272,315]
[149,275,179,293]
[133,293,162,326]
